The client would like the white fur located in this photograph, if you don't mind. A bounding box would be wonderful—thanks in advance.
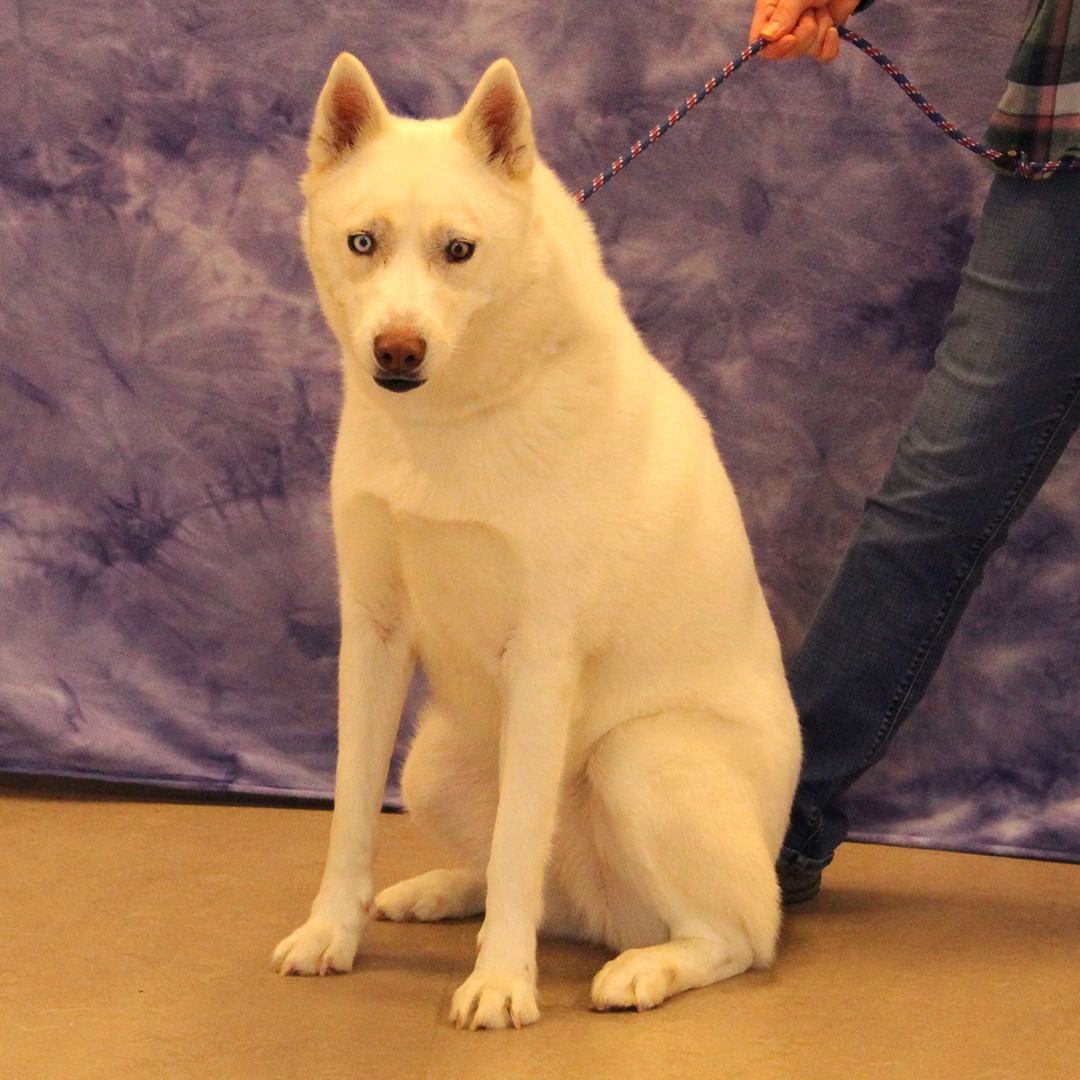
[271,54,802,1030]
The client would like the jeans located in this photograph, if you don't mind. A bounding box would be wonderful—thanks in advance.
[780,170,1080,875]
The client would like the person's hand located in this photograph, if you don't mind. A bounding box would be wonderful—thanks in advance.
[748,1,861,64]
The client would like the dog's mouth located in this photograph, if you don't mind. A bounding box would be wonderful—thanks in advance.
[373,375,427,393]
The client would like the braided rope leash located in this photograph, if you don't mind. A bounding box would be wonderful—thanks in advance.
[573,25,1080,204]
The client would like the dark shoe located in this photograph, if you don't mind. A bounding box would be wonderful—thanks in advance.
[778,865,822,906]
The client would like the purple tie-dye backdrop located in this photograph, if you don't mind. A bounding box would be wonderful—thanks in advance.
[1,2,1076,861]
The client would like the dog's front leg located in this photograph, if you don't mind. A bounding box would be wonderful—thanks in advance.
[271,617,413,975]
[272,499,414,976]
[449,630,576,1030]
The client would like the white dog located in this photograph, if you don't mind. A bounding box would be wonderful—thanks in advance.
[271,52,801,1030]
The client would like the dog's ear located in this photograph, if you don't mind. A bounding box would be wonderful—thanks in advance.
[456,59,535,180]
[307,53,390,170]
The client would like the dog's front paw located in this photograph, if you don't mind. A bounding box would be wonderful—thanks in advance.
[449,969,540,1030]
[271,915,362,976]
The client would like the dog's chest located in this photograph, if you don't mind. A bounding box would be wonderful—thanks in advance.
[395,514,523,664]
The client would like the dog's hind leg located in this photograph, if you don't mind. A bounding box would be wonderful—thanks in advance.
[591,927,756,1012]
[375,702,590,939]
[374,704,494,922]
[583,710,785,1012]
[375,867,486,922]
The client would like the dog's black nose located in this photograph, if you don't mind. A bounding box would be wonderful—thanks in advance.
[373,327,427,376]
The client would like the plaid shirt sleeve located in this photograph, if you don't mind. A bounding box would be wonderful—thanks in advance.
[855,0,1080,167]
[985,0,1080,165]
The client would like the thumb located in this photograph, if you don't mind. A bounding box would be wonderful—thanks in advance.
[761,0,818,39]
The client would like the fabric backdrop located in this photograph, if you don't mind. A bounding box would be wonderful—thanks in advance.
[1,0,1076,861]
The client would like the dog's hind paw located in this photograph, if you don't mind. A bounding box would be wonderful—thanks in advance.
[449,970,541,1030]
[591,948,675,1012]
[271,916,361,976]
[591,934,753,1012]
[375,868,485,923]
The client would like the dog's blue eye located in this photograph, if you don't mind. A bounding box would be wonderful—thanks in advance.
[347,232,376,256]
[446,239,475,263]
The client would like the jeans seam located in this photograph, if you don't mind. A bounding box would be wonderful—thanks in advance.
[859,373,1080,770]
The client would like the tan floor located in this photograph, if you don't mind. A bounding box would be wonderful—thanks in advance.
[2,782,1077,1080]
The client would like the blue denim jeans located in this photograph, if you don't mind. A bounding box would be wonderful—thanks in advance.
[780,170,1080,875]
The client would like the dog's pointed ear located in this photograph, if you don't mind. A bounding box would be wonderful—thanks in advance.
[456,59,535,180]
[308,53,390,170]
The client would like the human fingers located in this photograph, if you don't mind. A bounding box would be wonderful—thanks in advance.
[759,0,826,41]
[774,9,826,61]
[819,25,842,63]
[749,0,776,40]
[749,2,775,47]
[827,0,861,26]
[750,1,828,63]
[806,11,834,62]
[750,3,794,61]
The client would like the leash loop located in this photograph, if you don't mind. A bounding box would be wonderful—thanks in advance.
[573,26,1079,204]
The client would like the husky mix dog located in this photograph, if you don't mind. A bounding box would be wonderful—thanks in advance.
[271,53,801,1030]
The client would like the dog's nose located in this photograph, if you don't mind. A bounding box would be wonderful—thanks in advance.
[373,327,427,375]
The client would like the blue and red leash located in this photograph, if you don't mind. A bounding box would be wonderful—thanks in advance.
[574,25,1079,205]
